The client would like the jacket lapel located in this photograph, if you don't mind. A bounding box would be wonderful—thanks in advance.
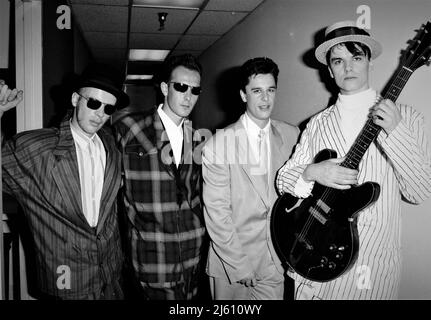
[179,119,198,203]
[269,122,286,204]
[51,118,91,231]
[96,127,122,233]
[153,111,178,178]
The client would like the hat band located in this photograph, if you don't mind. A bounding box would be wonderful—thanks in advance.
[325,26,370,41]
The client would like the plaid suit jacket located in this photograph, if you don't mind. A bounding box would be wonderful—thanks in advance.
[2,114,124,299]
[114,108,206,294]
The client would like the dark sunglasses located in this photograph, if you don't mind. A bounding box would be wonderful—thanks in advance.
[169,82,202,96]
[77,93,117,115]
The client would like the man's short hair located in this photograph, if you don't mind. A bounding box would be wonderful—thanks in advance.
[239,57,279,91]
[159,54,203,84]
[326,41,371,66]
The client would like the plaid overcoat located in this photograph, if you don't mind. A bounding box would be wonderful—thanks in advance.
[114,108,206,298]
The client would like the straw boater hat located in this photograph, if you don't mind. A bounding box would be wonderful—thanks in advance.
[315,20,382,65]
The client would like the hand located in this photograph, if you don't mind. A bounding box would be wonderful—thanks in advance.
[237,272,258,287]
[303,156,358,190]
[0,80,24,117]
[370,98,401,134]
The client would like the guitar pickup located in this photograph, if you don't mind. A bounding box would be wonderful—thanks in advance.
[309,207,327,225]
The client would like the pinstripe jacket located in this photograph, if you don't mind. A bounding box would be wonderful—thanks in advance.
[114,108,206,296]
[2,114,124,299]
[276,99,431,299]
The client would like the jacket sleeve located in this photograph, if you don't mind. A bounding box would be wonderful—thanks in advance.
[202,138,254,282]
[276,117,317,197]
[2,137,30,198]
[376,105,431,203]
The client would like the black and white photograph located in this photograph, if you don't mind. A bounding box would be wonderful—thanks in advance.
[1,0,431,314]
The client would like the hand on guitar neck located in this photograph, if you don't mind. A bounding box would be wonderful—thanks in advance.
[303,156,358,190]
[370,98,402,134]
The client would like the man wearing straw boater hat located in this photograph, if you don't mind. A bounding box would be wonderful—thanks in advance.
[0,64,129,299]
[276,21,431,299]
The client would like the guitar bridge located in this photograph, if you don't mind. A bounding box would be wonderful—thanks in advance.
[295,233,314,250]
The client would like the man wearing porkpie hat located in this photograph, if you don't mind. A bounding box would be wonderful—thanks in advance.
[276,21,431,299]
[0,64,129,299]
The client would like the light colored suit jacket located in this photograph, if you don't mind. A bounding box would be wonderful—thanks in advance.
[202,116,299,283]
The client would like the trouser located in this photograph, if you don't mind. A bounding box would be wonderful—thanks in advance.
[209,262,284,300]
[35,276,124,300]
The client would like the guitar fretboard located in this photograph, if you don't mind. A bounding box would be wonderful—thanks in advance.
[341,66,413,169]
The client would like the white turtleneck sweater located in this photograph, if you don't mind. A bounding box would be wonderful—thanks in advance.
[335,88,378,147]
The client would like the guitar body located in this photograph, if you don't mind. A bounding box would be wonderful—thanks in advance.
[271,149,380,282]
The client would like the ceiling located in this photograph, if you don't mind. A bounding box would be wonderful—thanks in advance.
[68,0,266,84]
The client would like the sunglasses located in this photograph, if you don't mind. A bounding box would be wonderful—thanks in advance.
[77,93,117,116]
[169,82,202,96]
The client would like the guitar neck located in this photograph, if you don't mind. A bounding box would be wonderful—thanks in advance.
[341,66,414,169]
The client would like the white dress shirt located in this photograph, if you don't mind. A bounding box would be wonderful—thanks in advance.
[242,112,271,178]
[157,104,184,168]
[70,121,106,227]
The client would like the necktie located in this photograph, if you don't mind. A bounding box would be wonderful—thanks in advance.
[258,129,269,179]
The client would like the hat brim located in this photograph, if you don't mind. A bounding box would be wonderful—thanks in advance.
[79,79,130,109]
[315,34,382,65]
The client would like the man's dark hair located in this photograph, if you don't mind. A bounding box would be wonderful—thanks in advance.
[326,41,371,65]
[159,53,203,84]
[239,57,279,91]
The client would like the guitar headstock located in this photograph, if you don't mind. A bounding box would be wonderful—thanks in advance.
[401,21,431,71]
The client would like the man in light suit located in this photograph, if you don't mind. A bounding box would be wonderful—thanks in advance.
[202,57,299,299]
[0,64,129,299]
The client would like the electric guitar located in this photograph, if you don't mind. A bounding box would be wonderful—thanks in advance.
[270,21,431,282]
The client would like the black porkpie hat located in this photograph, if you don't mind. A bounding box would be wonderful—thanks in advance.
[76,63,130,108]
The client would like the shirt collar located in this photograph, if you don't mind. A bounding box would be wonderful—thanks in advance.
[157,104,185,131]
[70,119,99,147]
[243,111,271,139]
[337,88,376,111]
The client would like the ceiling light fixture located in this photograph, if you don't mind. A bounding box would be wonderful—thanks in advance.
[128,49,170,61]
[132,0,204,10]
[126,75,154,80]
[158,12,168,31]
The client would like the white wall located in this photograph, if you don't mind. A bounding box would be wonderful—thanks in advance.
[197,0,431,299]
[0,0,10,68]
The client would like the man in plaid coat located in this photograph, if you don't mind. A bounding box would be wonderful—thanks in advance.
[115,54,207,300]
[0,64,129,299]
